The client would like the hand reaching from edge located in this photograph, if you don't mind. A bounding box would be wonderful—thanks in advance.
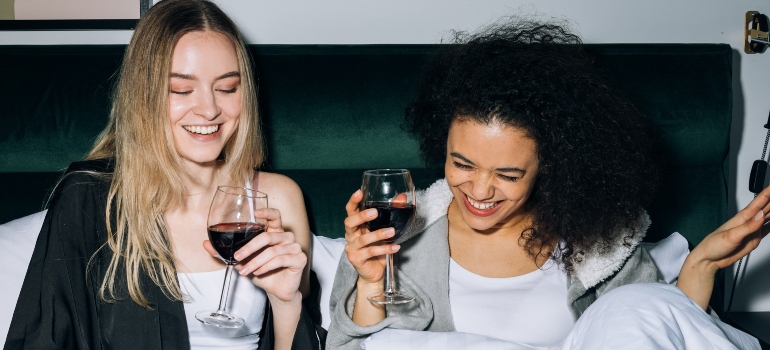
[678,184,770,309]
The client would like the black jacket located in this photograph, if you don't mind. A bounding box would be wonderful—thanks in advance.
[4,159,324,350]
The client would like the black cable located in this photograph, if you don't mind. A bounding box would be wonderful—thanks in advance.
[728,113,770,314]
[727,257,744,314]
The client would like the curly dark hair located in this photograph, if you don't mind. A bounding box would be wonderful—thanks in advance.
[406,19,661,272]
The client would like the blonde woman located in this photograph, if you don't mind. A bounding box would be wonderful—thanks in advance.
[4,1,321,349]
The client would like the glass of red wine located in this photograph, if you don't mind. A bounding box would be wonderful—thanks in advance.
[196,186,268,328]
[361,169,416,305]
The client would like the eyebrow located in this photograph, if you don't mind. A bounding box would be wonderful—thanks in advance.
[169,71,240,81]
[450,152,526,174]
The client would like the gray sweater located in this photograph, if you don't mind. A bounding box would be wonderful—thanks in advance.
[327,179,660,350]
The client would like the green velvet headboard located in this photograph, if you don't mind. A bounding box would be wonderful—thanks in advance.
[0,44,731,246]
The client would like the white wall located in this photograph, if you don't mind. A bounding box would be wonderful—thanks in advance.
[1,0,769,312]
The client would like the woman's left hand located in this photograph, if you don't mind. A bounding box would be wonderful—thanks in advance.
[679,184,770,309]
[691,185,770,271]
[204,208,306,303]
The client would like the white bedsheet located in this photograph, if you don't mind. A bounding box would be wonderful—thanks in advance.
[0,210,46,346]
[362,284,760,350]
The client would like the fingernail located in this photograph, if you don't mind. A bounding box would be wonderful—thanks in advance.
[239,268,249,276]
[234,252,243,261]
[385,228,395,236]
[392,245,401,252]
[367,209,378,218]
[754,210,764,222]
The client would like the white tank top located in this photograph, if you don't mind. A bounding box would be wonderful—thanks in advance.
[179,269,267,349]
[449,258,574,348]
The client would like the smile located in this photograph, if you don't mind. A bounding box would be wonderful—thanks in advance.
[462,194,503,217]
[183,124,220,135]
[466,196,501,210]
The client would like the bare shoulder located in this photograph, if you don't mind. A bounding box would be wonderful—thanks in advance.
[256,171,304,205]
[255,171,309,237]
[257,171,311,257]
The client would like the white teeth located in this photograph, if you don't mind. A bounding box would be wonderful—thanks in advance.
[184,125,219,135]
[467,195,500,210]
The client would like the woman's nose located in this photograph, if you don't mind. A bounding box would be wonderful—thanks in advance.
[469,173,495,201]
[193,89,221,120]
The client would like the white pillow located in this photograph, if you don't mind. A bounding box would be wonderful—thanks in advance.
[640,232,690,284]
[311,235,347,329]
[0,210,46,346]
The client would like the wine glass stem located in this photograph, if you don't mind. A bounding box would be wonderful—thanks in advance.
[384,253,396,294]
[217,263,236,313]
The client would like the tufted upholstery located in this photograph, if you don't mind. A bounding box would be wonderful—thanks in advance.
[0,44,731,246]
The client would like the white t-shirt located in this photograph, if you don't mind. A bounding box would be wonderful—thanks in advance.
[449,258,574,348]
[179,269,267,350]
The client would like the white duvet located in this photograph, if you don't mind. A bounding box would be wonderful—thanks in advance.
[361,284,759,350]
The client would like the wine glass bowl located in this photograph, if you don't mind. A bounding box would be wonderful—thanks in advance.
[195,186,268,328]
[360,169,416,305]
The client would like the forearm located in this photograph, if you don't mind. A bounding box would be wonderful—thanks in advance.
[677,254,718,311]
[268,291,303,350]
[352,277,386,326]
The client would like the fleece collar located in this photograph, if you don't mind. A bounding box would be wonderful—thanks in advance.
[403,178,647,290]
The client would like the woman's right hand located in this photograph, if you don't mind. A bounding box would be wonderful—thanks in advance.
[343,189,401,286]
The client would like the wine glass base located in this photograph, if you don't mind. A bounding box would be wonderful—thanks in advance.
[367,292,415,305]
[195,310,245,328]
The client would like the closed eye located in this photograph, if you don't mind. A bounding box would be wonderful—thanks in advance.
[497,174,519,183]
[170,89,192,95]
[218,87,238,94]
[453,161,473,170]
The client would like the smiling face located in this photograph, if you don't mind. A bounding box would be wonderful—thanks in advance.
[167,30,241,168]
[445,119,539,231]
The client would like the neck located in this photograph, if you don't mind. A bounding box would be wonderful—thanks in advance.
[181,160,221,197]
[447,199,553,265]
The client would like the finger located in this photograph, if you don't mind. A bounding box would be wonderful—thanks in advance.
[345,227,394,253]
[720,229,763,268]
[717,187,770,232]
[724,210,765,245]
[344,207,379,230]
[345,189,364,216]
[762,201,770,221]
[392,193,408,203]
[718,202,765,232]
[240,242,304,275]
[255,208,283,231]
[347,244,400,268]
[253,251,307,276]
[202,240,218,258]
[737,186,770,223]
[359,228,396,247]
[234,231,294,261]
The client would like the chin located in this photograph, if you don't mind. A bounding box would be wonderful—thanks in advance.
[179,152,222,165]
[461,212,499,231]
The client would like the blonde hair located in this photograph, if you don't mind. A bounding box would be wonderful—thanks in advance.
[87,0,263,307]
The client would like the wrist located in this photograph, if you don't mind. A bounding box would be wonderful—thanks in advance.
[356,276,384,294]
[268,290,303,309]
[682,249,719,278]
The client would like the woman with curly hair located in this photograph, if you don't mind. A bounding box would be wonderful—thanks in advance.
[327,20,768,349]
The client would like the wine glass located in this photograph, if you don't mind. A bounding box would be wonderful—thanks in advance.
[196,186,268,328]
[361,169,416,305]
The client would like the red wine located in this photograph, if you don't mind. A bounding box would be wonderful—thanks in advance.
[208,222,266,264]
[364,201,415,242]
